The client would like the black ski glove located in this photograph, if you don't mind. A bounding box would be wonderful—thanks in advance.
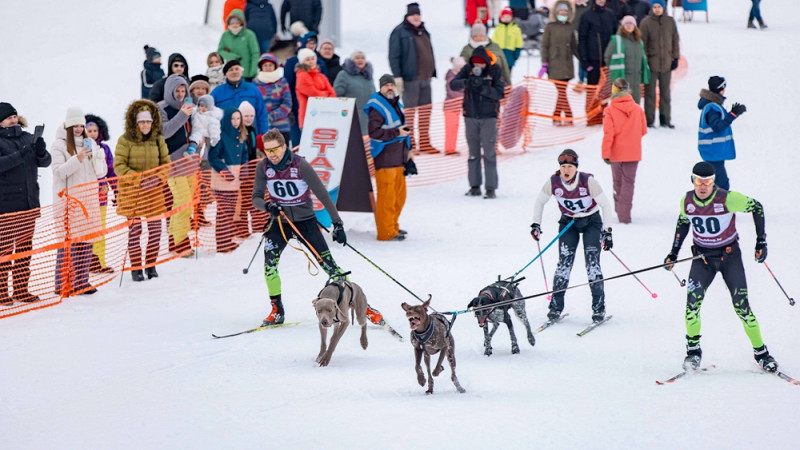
[601,228,613,251]
[267,202,281,219]
[33,137,47,155]
[670,58,679,71]
[755,236,767,263]
[731,102,747,117]
[664,252,678,271]
[332,221,347,245]
[530,223,542,241]
[403,159,418,176]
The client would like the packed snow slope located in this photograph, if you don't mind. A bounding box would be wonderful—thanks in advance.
[1,1,799,448]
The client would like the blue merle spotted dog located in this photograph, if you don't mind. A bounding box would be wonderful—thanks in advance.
[467,279,535,356]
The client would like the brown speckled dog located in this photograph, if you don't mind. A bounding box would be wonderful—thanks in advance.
[401,297,466,394]
[312,280,368,367]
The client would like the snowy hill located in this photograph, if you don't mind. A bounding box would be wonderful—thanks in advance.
[1,1,799,448]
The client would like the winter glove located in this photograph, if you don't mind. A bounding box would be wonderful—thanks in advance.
[538,63,548,78]
[266,202,282,218]
[403,159,418,176]
[530,223,542,241]
[670,58,679,71]
[186,143,198,155]
[140,175,161,191]
[33,137,47,155]
[332,221,347,246]
[664,252,678,271]
[600,228,613,251]
[730,102,747,117]
[220,169,235,182]
[755,236,767,263]
[603,158,611,165]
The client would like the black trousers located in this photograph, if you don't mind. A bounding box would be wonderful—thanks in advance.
[549,212,605,313]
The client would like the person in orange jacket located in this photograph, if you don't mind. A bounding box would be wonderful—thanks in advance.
[294,48,336,129]
[601,78,647,224]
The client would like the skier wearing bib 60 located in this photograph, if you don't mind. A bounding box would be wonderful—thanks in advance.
[252,129,385,326]
[664,162,778,373]
[530,149,614,323]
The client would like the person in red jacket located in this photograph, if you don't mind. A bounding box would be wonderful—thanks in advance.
[601,78,647,224]
[295,48,336,129]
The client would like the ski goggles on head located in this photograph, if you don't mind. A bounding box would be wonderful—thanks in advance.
[692,174,715,186]
[558,154,578,166]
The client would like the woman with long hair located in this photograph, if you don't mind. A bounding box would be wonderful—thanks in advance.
[605,14,650,104]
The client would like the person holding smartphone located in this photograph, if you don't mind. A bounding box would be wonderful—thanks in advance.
[51,107,107,296]
[0,102,51,305]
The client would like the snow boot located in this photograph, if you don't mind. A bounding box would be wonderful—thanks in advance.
[131,270,145,282]
[757,19,768,30]
[591,308,605,323]
[747,20,757,29]
[365,305,386,326]
[754,345,778,372]
[483,189,496,199]
[262,295,285,326]
[683,342,702,371]
[145,267,159,279]
[465,187,481,197]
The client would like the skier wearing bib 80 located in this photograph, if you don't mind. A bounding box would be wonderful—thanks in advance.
[530,149,614,323]
[664,162,778,373]
[252,129,386,327]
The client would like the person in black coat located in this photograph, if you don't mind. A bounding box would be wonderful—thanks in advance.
[0,103,52,305]
[280,0,322,33]
[450,46,506,199]
[578,0,617,86]
[246,0,278,54]
[148,53,190,103]
[627,0,651,24]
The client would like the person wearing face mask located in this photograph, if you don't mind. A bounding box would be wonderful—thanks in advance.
[51,107,107,296]
[218,9,261,80]
[333,50,376,136]
[540,0,580,126]
[460,22,510,85]
[604,15,650,104]
[450,46,506,199]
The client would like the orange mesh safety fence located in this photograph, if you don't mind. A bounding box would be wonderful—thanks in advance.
[1,59,688,319]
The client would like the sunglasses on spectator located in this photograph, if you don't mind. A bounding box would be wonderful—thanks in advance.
[558,155,577,165]
[172,63,185,68]
[692,175,715,186]
[263,145,283,154]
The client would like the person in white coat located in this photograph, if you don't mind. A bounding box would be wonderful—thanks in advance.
[51,107,107,296]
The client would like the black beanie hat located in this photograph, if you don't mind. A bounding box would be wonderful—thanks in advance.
[406,2,421,17]
[558,149,579,167]
[692,162,716,178]
[144,45,161,63]
[223,59,242,75]
[379,74,396,87]
[0,102,17,123]
[708,76,726,94]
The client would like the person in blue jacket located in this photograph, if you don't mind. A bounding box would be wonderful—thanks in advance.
[211,60,270,134]
[697,76,746,191]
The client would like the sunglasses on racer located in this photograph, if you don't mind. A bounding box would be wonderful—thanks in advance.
[692,174,715,186]
[263,145,283,154]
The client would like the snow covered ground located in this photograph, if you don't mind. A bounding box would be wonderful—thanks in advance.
[2,1,799,448]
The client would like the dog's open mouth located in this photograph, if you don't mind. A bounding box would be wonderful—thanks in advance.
[407,315,421,329]
[477,316,487,327]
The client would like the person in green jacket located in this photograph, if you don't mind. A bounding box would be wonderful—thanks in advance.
[604,15,650,104]
[491,7,523,74]
[218,9,261,80]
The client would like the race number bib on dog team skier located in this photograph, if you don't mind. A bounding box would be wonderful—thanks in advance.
[265,156,311,206]
[683,189,738,248]
[550,172,598,216]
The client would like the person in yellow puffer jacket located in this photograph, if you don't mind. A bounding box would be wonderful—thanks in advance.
[491,7,523,75]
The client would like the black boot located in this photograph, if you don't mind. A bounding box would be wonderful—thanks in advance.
[683,340,702,371]
[757,19,767,30]
[262,295,285,325]
[131,270,145,282]
[754,345,778,372]
[145,267,159,279]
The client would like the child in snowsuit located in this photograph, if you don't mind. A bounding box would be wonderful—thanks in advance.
[188,95,223,158]
[141,45,164,99]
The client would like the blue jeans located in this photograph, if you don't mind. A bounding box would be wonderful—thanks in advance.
[749,0,762,22]
[54,242,93,294]
[259,38,273,54]
[707,160,730,190]
[290,120,302,148]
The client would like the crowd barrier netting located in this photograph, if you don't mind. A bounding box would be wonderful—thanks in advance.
[1,60,687,319]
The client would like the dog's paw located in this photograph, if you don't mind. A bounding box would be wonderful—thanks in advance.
[457,386,466,394]
[484,347,493,356]
[360,337,368,350]
[433,365,444,376]
[417,373,425,386]
[318,352,332,367]
[528,335,536,346]
[511,344,520,354]
[426,389,434,395]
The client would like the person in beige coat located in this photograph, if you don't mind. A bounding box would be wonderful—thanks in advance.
[639,0,680,128]
[540,0,579,125]
[51,107,107,296]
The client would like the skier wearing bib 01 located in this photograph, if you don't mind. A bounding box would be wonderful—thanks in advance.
[530,149,614,323]
[252,129,386,326]
[664,162,778,373]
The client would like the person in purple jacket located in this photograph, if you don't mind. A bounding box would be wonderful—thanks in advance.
[253,53,292,145]
[85,114,116,274]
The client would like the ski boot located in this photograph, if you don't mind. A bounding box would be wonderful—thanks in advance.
[547,308,562,321]
[591,307,605,323]
[365,305,386,326]
[262,295,285,326]
[683,342,702,371]
[754,345,778,372]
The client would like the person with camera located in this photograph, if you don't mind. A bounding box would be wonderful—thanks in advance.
[365,74,414,242]
[449,45,506,199]
[0,103,52,305]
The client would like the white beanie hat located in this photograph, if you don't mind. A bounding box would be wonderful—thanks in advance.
[298,48,316,64]
[65,107,86,128]
[238,100,255,116]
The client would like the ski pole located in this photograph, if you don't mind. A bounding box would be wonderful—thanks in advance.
[242,216,274,274]
[671,270,686,287]
[608,248,658,299]
[535,239,552,301]
[467,254,704,314]
[763,262,795,306]
[510,219,574,280]
[317,221,429,305]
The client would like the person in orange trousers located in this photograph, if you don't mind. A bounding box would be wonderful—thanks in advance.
[601,78,647,224]
[364,74,415,241]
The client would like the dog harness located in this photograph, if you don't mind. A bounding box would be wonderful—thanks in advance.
[412,314,452,350]
[318,277,354,324]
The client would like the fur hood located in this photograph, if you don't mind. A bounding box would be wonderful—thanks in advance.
[699,88,725,105]
[85,113,109,142]
[124,99,162,142]
[342,58,373,79]
[549,0,575,22]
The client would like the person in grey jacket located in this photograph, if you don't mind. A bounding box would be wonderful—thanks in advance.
[333,51,376,136]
